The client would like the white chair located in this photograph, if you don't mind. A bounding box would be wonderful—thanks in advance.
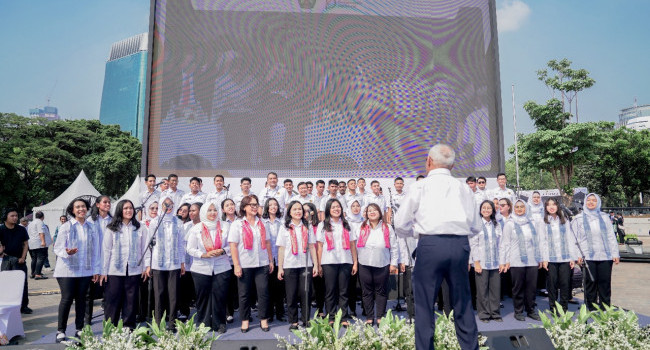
[0,270,26,342]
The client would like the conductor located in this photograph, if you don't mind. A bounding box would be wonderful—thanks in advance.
[394,144,481,350]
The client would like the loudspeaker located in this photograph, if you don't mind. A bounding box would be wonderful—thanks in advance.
[481,328,555,350]
[211,339,283,350]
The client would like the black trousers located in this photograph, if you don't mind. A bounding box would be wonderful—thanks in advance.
[347,273,360,315]
[617,229,625,244]
[413,235,478,350]
[584,260,613,311]
[226,266,239,317]
[322,263,352,321]
[152,269,180,328]
[269,260,286,319]
[138,277,155,320]
[312,275,326,315]
[468,266,477,310]
[475,269,501,320]
[358,264,390,320]
[437,278,451,316]
[284,267,313,324]
[57,277,92,333]
[510,266,538,315]
[17,262,29,308]
[105,273,141,328]
[85,280,104,326]
[547,262,572,312]
[238,266,270,321]
[178,271,195,317]
[192,270,230,330]
[29,247,48,276]
[402,266,415,319]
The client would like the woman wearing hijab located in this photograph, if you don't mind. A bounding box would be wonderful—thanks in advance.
[527,191,544,222]
[356,203,398,326]
[500,199,547,321]
[143,201,159,228]
[571,193,619,311]
[470,200,502,323]
[53,198,101,343]
[228,195,274,333]
[144,197,186,331]
[186,201,231,333]
[345,199,364,317]
[316,198,358,325]
[276,201,319,329]
[100,200,147,329]
[538,198,578,313]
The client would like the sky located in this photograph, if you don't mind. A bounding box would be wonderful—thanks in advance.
[1,0,649,153]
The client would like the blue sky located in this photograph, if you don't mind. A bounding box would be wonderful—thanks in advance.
[1,0,649,153]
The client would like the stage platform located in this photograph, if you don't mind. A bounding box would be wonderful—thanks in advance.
[20,294,650,348]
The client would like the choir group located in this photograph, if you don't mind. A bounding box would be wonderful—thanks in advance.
[51,171,619,343]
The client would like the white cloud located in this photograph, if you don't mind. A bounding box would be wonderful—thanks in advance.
[497,0,531,33]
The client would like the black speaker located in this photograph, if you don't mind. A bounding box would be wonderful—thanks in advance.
[481,328,555,350]
[211,339,283,350]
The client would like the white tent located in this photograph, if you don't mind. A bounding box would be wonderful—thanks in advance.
[111,175,141,215]
[32,170,101,232]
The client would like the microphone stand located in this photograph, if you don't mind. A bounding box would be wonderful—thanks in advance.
[304,234,310,325]
[388,188,404,312]
[137,202,170,322]
[136,183,162,218]
[562,205,595,283]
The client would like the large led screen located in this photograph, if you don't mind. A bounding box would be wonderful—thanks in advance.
[145,0,503,178]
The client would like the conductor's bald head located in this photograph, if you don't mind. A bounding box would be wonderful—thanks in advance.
[426,144,455,172]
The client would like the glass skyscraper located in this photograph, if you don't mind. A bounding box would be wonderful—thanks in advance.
[99,33,148,141]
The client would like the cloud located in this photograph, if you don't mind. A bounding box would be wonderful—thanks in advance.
[497,0,531,33]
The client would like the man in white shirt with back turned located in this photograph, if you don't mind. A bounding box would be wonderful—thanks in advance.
[395,144,481,350]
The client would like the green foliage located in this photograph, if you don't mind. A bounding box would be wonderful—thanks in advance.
[66,314,215,350]
[505,157,556,191]
[276,309,486,350]
[0,113,141,213]
[523,98,572,131]
[536,58,596,119]
[574,128,650,206]
[539,302,650,350]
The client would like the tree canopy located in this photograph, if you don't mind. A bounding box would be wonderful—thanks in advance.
[0,113,141,214]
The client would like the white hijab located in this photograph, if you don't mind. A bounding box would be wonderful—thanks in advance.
[511,199,533,226]
[346,199,363,223]
[199,201,219,229]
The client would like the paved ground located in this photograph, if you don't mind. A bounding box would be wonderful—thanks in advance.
[13,236,650,345]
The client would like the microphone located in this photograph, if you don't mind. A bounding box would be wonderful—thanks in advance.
[154,181,165,187]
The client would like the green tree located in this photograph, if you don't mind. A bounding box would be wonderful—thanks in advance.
[523,98,571,131]
[510,122,613,204]
[536,58,596,122]
[505,157,555,191]
[0,113,141,213]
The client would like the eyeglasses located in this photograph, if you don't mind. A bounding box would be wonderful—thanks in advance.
[477,181,486,184]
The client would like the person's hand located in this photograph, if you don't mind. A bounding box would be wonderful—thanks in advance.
[269,260,274,274]
[66,248,78,256]
[390,265,398,274]
[312,265,320,277]
[18,257,25,264]
[542,261,549,271]
[41,242,46,248]
[399,263,406,273]
[474,261,482,274]
[234,265,243,278]
[570,260,575,269]
[577,257,584,265]
[92,274,99,283]
[613,257,620,265]
[351,263,357,276]
[145,267,152,278]
[181,264,186,276]
[277,268,284,281]
[141,271,148,282]
[99,275,108,286]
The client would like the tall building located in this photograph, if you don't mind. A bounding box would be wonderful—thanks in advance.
[99,33,148,141]
[618,103,650,127]
[29,106,61,120]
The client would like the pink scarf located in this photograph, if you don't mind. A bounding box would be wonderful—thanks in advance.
[357,221,390,248]
[290,224,309,255]
[242,219,266,250]
[325,222,350,251]
[201,222,222,252]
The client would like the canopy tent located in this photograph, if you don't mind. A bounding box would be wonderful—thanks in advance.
[32,170,101,232]
[111,175,141,215]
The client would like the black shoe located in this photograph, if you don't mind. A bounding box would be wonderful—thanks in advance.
[492,317,503,322]
[55,332,66,343]
[514,313,525,321]
[480,319,490,323]
[289,324,299,330]
[240,327,249,333]
[21,307,33,314]
[217,324,227,334]
[260,321,270,332]
[528,312,541,321]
